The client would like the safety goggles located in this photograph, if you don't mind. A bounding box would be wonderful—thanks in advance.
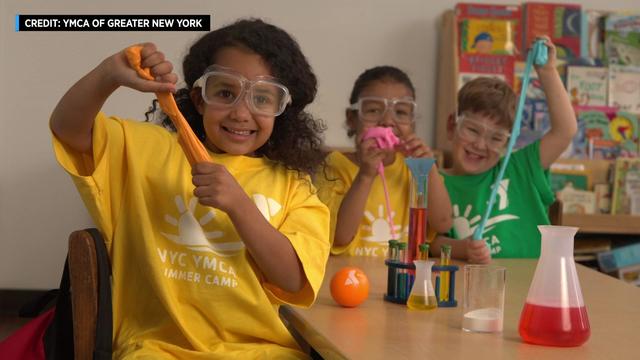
[193,65,292,117]
[455,114,511,153]
[349,96,417,125]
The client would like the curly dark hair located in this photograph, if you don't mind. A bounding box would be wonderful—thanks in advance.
[346,66,416,137]
[146,18,326,175]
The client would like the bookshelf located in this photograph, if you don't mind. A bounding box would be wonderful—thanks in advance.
[562,213,640,234]
[434,10,640,236]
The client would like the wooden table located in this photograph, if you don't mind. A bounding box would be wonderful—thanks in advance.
[280,256,640,359]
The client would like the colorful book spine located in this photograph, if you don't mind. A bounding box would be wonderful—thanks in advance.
[611,157,640,215]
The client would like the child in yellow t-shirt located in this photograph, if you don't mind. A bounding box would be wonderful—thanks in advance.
[50,19,329,359]
[315,66,452,257]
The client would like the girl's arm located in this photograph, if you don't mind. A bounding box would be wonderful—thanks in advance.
[333,172,376,247]
[427,166,453,233]
[536,36,578,169]
[227,191,307,293]
[333,139,387,247]
[50,43,176,154]
[192,162,308,293]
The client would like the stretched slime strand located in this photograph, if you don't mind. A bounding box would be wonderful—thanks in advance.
[473,40,548,241]
[125,45,211,166]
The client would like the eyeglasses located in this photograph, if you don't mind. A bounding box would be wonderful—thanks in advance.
[193,65,292,117]
[349,96,417,125]
[455,115,511,153]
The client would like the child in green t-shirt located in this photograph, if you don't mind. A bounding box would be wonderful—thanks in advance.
[434,36,577,263]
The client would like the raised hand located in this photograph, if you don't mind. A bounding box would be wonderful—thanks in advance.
[108,42,178,93]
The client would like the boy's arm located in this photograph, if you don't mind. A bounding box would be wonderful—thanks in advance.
[431,235,491,264]
[537,37,578,169]
[427,166,453,233]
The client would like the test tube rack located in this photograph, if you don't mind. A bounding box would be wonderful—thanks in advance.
[384,260,458,307]
[433,265,459,307]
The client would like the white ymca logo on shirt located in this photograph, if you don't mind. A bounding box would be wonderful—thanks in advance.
[451,178,518,255]
[161,194,282,256]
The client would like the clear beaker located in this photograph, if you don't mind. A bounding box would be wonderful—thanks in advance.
[519,225,590,347]
[407,260,437,310]
[462,265,506,332]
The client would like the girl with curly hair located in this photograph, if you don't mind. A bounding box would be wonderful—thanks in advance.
[50,18,329,358]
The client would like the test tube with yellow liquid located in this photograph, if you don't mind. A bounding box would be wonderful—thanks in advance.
[407,244,437,310]
[439,245,452,302]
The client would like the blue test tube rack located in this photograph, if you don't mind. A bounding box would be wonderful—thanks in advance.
[384,260,415,304]
[384,260,458,307]
[433,265,459,307]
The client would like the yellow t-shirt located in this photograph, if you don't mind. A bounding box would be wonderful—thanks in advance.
[52,113,330,359]
[316,151,427,257]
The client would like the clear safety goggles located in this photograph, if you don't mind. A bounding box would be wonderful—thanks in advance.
[349,96,417,125]
[193,65,292,117]
[455,114,511,153]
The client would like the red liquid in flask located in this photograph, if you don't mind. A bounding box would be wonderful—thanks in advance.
[519,302,590,347]
[408,207,427,262]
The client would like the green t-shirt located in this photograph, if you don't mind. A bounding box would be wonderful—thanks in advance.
[441,141,554,258]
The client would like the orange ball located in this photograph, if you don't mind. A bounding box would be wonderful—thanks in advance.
[330,266,370,307]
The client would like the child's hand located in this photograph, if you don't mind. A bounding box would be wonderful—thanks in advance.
[465,238,491,264]
[532,35,557,75]
[106,43,177,93]
[356,137,387,178]
[397,133,434,158]
[192,162,250,214]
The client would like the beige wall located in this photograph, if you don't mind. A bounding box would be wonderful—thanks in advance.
[1,0,638,288]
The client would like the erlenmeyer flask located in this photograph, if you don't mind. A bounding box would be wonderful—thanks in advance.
[407,260,437,310]
[519,226,590,347]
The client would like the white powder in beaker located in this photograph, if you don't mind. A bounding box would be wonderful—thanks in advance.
[462,307,503,332]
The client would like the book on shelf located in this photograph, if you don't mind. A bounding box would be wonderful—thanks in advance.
[581,9,610,60]
[617,264,640,286]
[523,2,582,59]
[589,138,620,160]
[455,3,522,56]
[558,184,596,214]
[611,157,640,215]
[594,183,612,214]
[458,53,515,90]
[550,165,591,193]
[608,64,640,114]
[598,242,640,273]
[565,106,639,159]
[604,14,640,66]
[566,66,608,106]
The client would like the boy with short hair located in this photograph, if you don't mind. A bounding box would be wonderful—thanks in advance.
[433,37,577,263]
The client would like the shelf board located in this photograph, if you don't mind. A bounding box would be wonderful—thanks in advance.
[561,213,640,234]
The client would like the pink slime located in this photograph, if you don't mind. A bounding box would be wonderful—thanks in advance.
[362,127,400,240]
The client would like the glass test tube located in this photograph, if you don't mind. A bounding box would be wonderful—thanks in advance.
[397,242,408,300]
[387,240,398,298]
[439,244,452,302]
